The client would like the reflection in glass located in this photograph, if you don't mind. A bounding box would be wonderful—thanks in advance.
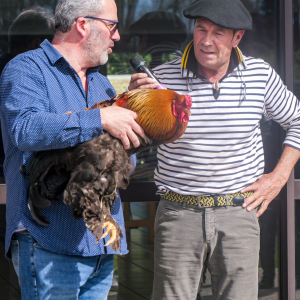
[128,10,188,183]
[294,0,300,297]
[0,6,55,184]
[295,200,300,299]
[294,0,300,100]
[258,117,281,298]
[295,163,300,299]
[128,10,187,69]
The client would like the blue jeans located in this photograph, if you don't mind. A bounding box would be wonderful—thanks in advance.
[10,231,114,300]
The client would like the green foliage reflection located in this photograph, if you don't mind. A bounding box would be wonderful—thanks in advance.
[107,53,151,75]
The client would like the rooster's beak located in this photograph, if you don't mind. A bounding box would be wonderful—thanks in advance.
[185,109,191,116]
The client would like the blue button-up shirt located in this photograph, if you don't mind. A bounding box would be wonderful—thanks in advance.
[0,39,131,258]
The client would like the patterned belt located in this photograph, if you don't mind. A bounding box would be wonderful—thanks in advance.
[160,191,254,207]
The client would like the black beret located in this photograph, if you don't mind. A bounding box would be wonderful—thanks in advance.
[128,11,187,43]
[183,0,252,30]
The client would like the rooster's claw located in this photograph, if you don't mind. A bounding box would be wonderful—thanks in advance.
[101,221,117,246]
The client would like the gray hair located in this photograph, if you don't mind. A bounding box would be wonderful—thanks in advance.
[55,0,104,33]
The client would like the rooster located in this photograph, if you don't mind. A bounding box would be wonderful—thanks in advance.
[22,89,192,251]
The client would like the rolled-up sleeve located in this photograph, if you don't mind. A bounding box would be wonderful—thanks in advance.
[264,66,300,150]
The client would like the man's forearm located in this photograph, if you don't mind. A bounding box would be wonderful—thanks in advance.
[241,144,300,216]
[8,108,102,152]
[272,144,300,183]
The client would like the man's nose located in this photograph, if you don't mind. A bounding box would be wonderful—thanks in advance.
[202,32,213,45]
[112,29,120,41]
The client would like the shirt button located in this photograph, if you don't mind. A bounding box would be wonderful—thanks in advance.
[91,77,93,81]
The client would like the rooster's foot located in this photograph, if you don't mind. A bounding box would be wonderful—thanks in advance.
[101,221,117,247]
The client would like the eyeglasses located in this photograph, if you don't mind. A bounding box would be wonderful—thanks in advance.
[83,16,119,33]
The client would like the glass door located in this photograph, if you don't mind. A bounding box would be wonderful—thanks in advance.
[0,0,294,298]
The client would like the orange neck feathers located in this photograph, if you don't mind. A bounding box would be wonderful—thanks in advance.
[116,89,180,140]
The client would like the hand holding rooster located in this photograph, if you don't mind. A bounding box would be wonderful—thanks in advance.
[100,105,145,149]
[23,88,192,251]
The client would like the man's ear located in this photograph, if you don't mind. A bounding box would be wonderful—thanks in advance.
[232,30,245,48]
[74,17,90,38]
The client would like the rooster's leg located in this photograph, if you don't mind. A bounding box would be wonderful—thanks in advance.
[101,221,117,246]
[101,214,123,250]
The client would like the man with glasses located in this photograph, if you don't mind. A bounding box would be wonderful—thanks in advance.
[129,0,300,299]
[0,0,144,299]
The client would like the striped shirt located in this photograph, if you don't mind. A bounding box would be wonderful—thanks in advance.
[154,41,300,196]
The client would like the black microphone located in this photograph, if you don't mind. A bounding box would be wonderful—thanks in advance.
[129,55,166,89]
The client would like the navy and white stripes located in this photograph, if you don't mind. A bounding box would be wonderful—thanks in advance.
[153,45,300,196]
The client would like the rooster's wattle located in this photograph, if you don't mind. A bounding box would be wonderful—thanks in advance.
[22,88,192,251]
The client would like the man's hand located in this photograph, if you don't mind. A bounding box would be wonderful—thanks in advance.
[240,172,285,217]
[241,145,300,217]
[100,106,145,149]
[128,73,159,91]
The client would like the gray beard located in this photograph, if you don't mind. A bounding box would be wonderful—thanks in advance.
[83,24,109,66]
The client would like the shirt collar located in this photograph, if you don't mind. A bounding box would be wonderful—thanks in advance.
[40,39,64,65]
[180,40,247,78]
[40,39,100,73]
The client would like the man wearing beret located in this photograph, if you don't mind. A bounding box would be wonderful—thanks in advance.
[129,0,300,299]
